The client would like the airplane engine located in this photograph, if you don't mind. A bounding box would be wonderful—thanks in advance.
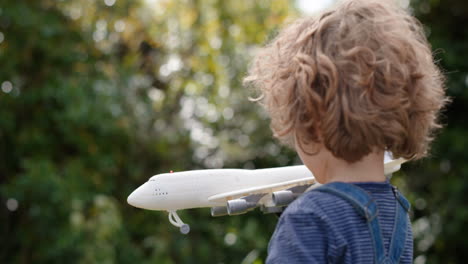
[211,206,228,217]
[227,199,257,215]
[272,190,296,206]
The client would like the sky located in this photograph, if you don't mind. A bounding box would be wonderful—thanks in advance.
[296,0,336,14]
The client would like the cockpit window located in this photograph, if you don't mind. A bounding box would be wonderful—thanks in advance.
[149,175,158,181]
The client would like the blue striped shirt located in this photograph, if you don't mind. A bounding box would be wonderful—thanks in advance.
[267,181,413,263]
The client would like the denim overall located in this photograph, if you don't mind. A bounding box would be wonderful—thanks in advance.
[315,182,411,264]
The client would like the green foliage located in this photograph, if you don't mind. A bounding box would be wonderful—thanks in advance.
[403,1,468,263]
[0,0,293,263]
[0,0,467,263]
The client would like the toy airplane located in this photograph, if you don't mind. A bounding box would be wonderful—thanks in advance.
[127,153,405,234]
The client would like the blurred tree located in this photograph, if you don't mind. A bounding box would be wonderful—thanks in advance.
[403,1,468,264]
[0,0,294,263]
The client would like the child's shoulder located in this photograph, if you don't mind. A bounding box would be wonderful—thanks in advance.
[282,186,350,217]
[273,187,357,250]
[282,181,396,218]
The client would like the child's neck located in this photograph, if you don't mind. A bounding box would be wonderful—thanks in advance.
[322,151,386,184]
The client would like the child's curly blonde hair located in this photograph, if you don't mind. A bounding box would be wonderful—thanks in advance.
[244,0,449,163]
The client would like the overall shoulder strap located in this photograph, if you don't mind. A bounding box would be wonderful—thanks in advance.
[315,182,379,220]
[388,187,411,264]
[314,182,387,263]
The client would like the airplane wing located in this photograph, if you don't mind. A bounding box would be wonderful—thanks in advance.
[208,177,316,203]
[209,155,404,204]
[384,157,406,175]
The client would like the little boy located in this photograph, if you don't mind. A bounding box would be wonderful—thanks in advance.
[245,0,448,263]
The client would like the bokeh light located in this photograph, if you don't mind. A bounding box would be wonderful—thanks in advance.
[6,198,19,211]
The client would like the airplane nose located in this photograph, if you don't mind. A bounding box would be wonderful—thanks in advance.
[127,184,148,208]
[127,190,139,207]
[127,182,155,209]
[127,182,162,210]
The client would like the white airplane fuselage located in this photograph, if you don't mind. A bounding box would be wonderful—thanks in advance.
[128,154,405,234]
[127,166,312,211]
